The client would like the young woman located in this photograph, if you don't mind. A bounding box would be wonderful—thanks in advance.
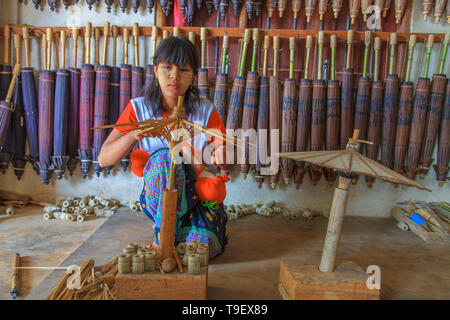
[98,36,231,259]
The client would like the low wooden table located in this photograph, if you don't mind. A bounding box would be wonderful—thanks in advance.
[115,266,208,300]
[279,260,380,300]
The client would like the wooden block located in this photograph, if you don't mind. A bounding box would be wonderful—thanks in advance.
[279,260,380,300]
[115,266,208,300]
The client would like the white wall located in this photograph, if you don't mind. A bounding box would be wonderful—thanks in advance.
[0,0,448,217]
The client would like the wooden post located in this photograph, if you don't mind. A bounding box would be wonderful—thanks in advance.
[319,130,359,273]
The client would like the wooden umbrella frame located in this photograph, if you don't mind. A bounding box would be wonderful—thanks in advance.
[94,95,245,262]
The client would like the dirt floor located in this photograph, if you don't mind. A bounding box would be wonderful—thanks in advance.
[1,206,449,300]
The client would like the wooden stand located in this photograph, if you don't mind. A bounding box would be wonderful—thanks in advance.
[279,260,380,300]
[115,266,208,300]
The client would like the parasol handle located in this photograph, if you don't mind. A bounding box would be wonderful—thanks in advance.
[124,28,129,65]
[22,27,30,68]
[152,26,158,64]
[289,37,295,79]
[346,30,354,70]
[95,27,100,66]
[262,35,270,77]
[201,27,207,69]
[4,25,10,65]
[188,32,195,45]
[348,129,374,147]
[11,253,20,299]
[112,25,118,67]
[85,22,92,65]
[14,34,21,65]
[102,22,110,66]
[61,30,66,70]
[5,64,21,103]
[41,33,47,70]
[273,35,280,77]
[173,26,180,37]
[162,30,169,39]
[72,27,79,69]
[53,33,60,70]
[46,28,52,70]
[133,23,139,67]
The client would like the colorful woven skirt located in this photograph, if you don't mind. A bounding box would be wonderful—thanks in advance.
[140,148,228,259]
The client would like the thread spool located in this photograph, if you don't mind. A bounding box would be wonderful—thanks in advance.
[79,198,89,207]
[118,255,131,274]
[89,199,99,207]
[132,254,145,274]
[6,206,15,216]
[62,200,72,208]
[111,206,119,212]
[176,243,186,255]
[72,199,79,206]
[53,212,64,219]
[73,209,80,215]
[43,212,53,220]
[128,243,139,251]
[182,244,197,266]
[44,206,60,213]
[81,207,94,215]
[188,254,201,275]
[129,202,139,212]
[196,245,209,266]
[61,207,69,213]
[191,241,200,250]
[77,215,85,222]
[67,207,75,213]
[65,214,75,222]
[144,251,157,272]
[397,221,409,231]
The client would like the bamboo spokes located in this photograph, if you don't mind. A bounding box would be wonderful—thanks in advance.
[92,118,173,130]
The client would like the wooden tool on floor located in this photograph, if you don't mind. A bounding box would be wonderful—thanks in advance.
[11,253,20,299]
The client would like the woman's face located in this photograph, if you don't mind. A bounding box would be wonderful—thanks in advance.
[154,62,194,103]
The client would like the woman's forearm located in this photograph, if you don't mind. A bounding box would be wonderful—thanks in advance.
[98,131,138,167]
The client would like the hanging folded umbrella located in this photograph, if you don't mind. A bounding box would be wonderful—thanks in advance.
[340,30,356,151]
[32,0,42,9]
[119,28,132,172]
[405,35,434,180]
[365,37,385,187]
[278,129,428,279]
[48,0,57,11]
[381,33,399,170]
[0,64,20,149]
[213,34,229,124]
[198,28,210,101]
[105,0,114,13]
[79,23,95,179]
[255,35,270,188]
[394,0,408,24]
[224,29,250,175]
[132,23,144,99]
[132,0,141,13]
[67,27,80,176]
[205,0,213,14]
[37,29,55,185]
[52,31,70,180]
[86,0,97,10]
[294,35,314,189]
[351,31,372,185]
[231,0,240,15]
[393,36,416,179]
[11,34,26,180]
[120,0,129,12]
[332,0,343,19]
[433,82,450,186]
[305,0,317,24]
[93,22,111,177]
[325,34,340,187]
[382,0,391,17]
[280,37,297,185]
[309,31,327,186]
[419,31,449,179]
[241,28,260,179]
[269,35,280,188]
[21,26,39,174]
[105,25,121,175]
[144,26,158,90]
[421,0,433,20]
[0,25,12,174]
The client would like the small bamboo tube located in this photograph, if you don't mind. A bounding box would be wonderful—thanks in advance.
[349,0,361,24]
[132,254,144,274]
[144,251,157,272]
[14,34,21,65]
[305,0,317,22]
[332,0,343,18]
[278,0,287,18]
[118,255,131,274]
[383,0,391,17]
[188,254,201,275]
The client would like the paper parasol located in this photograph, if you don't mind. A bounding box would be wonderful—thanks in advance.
[277,129,430,273]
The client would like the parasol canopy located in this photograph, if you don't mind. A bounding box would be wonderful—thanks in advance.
[278,136,430,191]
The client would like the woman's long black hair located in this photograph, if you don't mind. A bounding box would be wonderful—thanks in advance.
[143,36,200,116]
